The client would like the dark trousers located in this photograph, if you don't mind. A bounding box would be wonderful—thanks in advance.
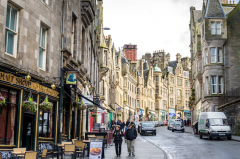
[115,141,122,155]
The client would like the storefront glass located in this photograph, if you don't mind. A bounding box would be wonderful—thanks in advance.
[161,111,165,121]
[0,88,17,145]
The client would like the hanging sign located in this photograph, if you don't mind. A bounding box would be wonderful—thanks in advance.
[65,71,77,88]
[83,95,93,106]
[89,138,103,159]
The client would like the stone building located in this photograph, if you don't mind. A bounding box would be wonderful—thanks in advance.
[145,52,191,121]
[0,0,101,157]
[190,0,240,125]
[123,44,137,61]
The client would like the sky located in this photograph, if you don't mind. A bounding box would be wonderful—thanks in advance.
[102,0,203,60]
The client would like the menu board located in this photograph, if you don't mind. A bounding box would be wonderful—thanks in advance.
[89,138,103,159]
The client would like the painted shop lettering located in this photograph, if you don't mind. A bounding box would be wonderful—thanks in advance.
[16,78,31,87]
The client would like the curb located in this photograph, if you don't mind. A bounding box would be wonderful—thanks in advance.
[140,136,169,159]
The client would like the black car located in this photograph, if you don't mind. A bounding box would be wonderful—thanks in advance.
[139,122,156,136]
[172,121,184,132]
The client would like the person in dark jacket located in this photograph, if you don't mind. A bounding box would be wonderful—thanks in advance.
[113,125,123,157]
[125,124,137,157]
[126,120,130,128]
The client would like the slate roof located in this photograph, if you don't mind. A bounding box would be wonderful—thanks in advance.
[205,0,226,18]
[222,6,235,15]
[121,56,128,63]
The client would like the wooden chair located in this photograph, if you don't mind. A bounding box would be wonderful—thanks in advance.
[12,148,26,158]
[38,149,47,159]
[24,152,38,159]
[75,141,85,159]
[96,136,104,139]
[63,144,76,158]
[72,139,77,144]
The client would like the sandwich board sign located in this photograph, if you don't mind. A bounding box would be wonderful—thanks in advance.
[89,138,103,159]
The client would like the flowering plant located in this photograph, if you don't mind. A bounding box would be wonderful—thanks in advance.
[91,113,97,117]
[79,101,87,110]
[0,96,6,106]
[88,107,95,112]
[22,96,37,113]
[73,97,82,108]
[40,96,53,110]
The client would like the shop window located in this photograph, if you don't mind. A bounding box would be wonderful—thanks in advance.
[39,98,54,138]
[0,88,17,145]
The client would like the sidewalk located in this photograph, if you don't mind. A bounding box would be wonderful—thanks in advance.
[184,126,240,142]
[104,135,167,159]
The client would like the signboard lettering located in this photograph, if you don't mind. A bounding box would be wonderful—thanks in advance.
[0,71,59,98]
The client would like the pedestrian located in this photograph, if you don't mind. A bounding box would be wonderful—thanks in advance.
[125,124,137,157]
[123,122,126,128]
[119,120,124,132]
[184,119,186,126]
[187,119,189,126]
[126,120,130,127]
[112,121,116,130]
[113,125,123,157]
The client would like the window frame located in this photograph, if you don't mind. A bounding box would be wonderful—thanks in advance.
[39,26,47,70]
[205,49,209,64]
[211,48,216,63]
[211,21,221,35]
[206,77,209,95]
[219,76,223,94]
[5,4,19,57]
[218,48,223,63]
[211,76,217,94]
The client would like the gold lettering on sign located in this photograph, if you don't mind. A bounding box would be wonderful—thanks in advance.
[0,71,59,98]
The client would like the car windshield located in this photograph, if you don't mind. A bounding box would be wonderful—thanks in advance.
[209,118,228,126]
[142,122,154,127]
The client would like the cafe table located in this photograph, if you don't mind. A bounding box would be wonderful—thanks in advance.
[11,151,33,159]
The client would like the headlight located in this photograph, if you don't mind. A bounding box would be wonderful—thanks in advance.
[211,130,216,133]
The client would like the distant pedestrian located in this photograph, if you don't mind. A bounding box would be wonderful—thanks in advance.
[123,122,126,128]
[125,124,137,157]
[126,120,130,127]
[119,120,124,132]
[113,125,123,157]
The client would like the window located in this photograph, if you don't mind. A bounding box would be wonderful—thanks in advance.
[71,16,76,56]
[170,87,173,94]
[124,93,127,101]
[211,48,216,63]
[185,90,188,97]
[137,88,140,95]
[163,100,167,109]
[39,107,54,137]
[177,89,181,96]
[43,0,49,4]
[39,26,47,69]
[211,22,221,35]
[177,78,182,86]
[218,48,222,63]
[0,88,17,145]
[162,88,167,97]
[185,101,189,109]
[185,80,189,87]
[184,71,189,78]
[177,100,181,107]
[124,78,127,86]
[219,76,223,94]
[5,5,18,56]
[156,88,159,94]
[206,77,209,95]
[205,50,209,64]
[137,100,140,108]
[211,76,217,94]
[156,76,159,82]
[170,77,174,83]
[170,98,173,107]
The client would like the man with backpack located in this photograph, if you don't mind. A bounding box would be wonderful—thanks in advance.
[124,124,137,157]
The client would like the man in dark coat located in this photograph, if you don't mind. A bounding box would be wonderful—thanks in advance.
[113,125,123,157]
[126,120,130,127]
[125,124,137,157]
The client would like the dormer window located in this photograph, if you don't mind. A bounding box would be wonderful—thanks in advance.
[211,22,221,35]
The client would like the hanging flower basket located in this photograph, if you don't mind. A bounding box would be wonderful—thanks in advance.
[73,97,82,108]
[0,95,6,107]
[91,113,97,117]
[22,96,37,113]
[88,107,95,112]
[78,101,86,110]
[40,96,53,111]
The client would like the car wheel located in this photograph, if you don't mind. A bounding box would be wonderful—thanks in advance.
[199,132,202,139]
[172,129,174,132]
[167,127,169,130]
[228,136,232,140]
[182,129,184,133]
[208,135,212,140]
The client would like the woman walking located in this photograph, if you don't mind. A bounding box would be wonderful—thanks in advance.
[113,125,123,157]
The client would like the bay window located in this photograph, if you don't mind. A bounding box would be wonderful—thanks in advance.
[211,76,217,94]
[206,77,209,95]
[219,76,223,94]
[211,48,216,63]
[5,5,18,56]
[211,22,221,35]
[218,48,223,63]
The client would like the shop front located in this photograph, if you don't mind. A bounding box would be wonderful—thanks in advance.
[0,70,59,158]
[169,108,176,119]
[184,110,191,119]
[160,110,165,121]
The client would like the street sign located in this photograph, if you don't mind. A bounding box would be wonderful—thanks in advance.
[89,138,103,159]
[65,70,78,88]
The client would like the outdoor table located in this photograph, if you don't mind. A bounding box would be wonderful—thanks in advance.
[11,151,33,159]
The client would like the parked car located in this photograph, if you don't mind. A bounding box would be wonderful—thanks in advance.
[168,119,181,130]
[172,120,184,132]
[139,122,156,136]
[153,121,159,127]
[192,121,198,135]
[159,121,164,126]
[198,112,231,140]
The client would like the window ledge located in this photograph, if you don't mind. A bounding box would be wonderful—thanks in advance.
[5,52,16,58]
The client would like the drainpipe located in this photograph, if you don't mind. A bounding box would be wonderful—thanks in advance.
[58,0,65,144]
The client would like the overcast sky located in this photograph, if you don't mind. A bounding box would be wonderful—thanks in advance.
[102,0,203,60]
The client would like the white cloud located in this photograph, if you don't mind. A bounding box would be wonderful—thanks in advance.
[102,0,202,60]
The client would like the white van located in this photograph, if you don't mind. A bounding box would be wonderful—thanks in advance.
[198,112,231,140]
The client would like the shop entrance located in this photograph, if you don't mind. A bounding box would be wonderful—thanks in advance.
[22,114,34,150]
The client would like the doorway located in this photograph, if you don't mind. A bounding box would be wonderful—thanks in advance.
[22,115,34,150]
